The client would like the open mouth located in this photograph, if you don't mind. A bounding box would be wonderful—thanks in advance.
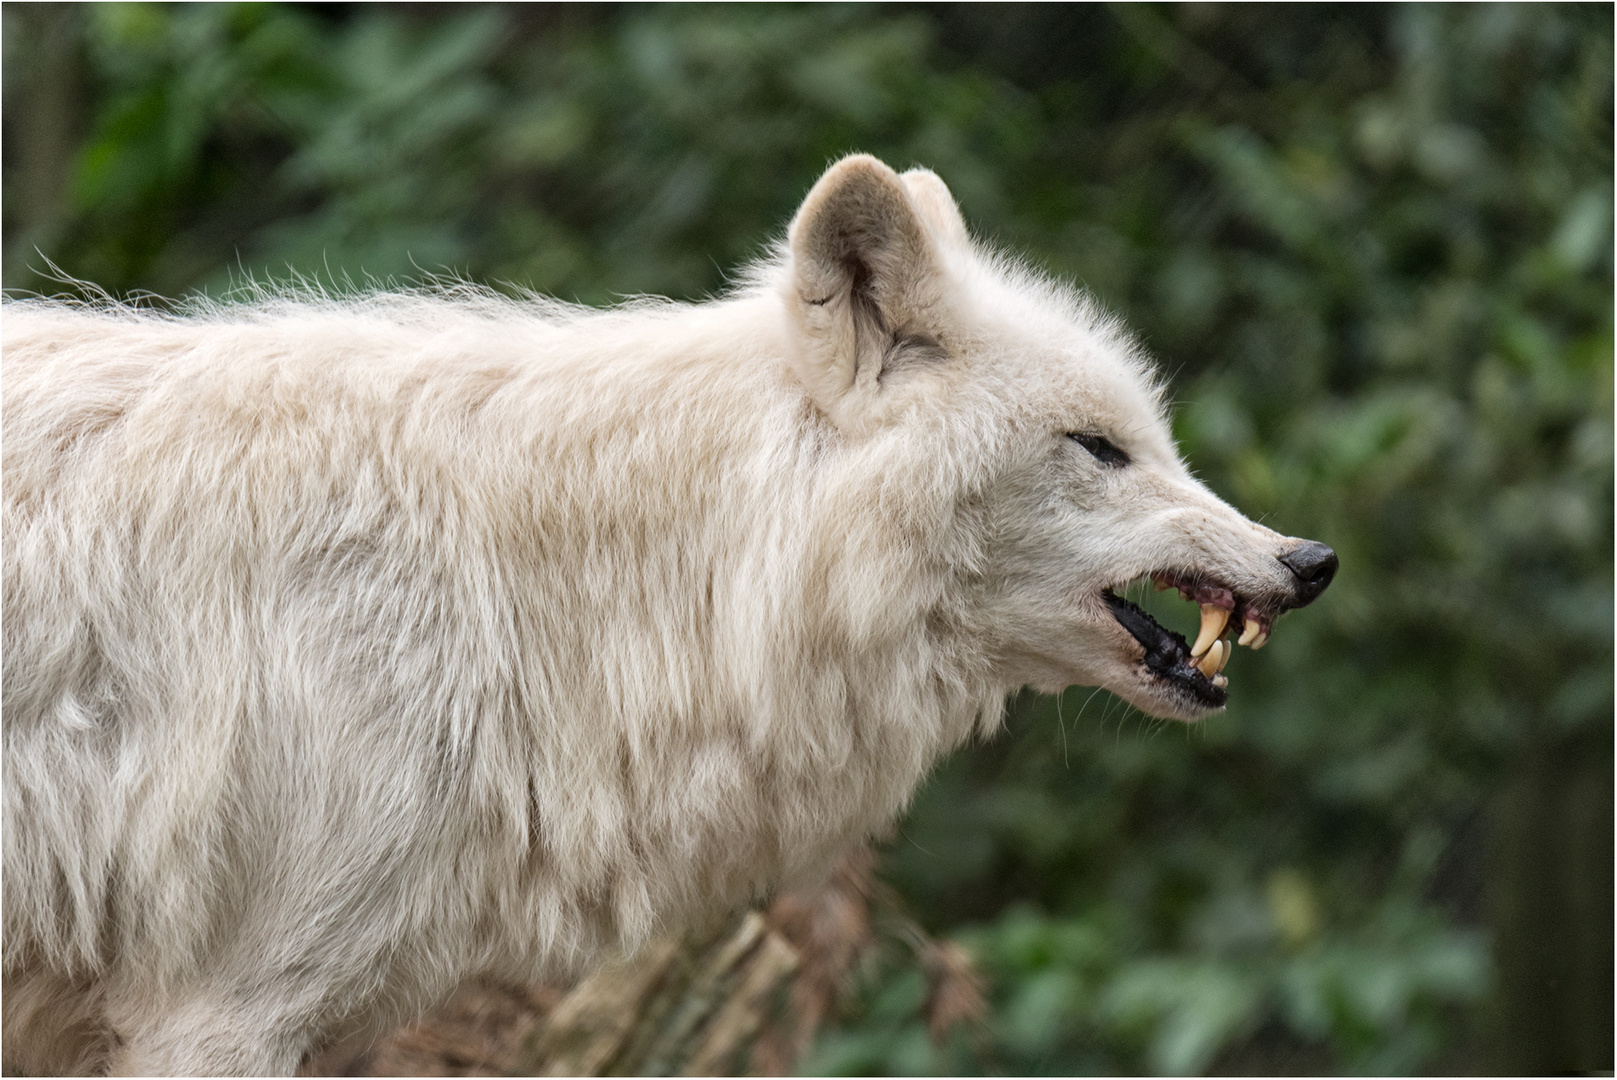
[1101,571,1278,710]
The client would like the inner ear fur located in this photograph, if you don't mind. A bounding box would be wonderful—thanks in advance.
[786,155,945,428]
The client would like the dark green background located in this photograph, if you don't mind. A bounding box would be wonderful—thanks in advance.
[5,4,1611,1074]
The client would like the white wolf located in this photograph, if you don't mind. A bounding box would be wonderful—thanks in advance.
[2,155,1335,1075]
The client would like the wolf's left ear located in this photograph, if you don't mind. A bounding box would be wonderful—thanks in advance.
[785,155,946,430]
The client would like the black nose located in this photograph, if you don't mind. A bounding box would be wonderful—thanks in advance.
[1278,541,1338,606]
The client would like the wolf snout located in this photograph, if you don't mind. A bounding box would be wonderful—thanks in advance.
[1278,540,1338,606]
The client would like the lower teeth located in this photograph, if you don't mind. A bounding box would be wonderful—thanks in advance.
[1194,640,1225,678]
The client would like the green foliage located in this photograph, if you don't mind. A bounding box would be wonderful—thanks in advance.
[6,3,1028,302]
[4,3,1609,1075]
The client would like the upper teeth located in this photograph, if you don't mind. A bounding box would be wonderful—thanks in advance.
[1190,605,1230,658]
[1186,599,1272,682]
[1138,576,1275,688]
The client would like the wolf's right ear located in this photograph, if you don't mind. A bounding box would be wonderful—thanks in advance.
[900,168,969,247]
[784,155,945,432]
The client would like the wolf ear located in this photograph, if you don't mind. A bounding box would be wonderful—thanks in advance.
[785,155,946,430]
[900,168,969,247]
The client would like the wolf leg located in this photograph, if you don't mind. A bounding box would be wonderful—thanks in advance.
[106,993,313,1077]
[1,966,114,1076]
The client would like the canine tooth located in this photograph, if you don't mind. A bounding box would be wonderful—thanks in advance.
[1251,630,1268,650]
[1190,605,1230,658]
[1155,578,1171,591]
[1212,674,1228,688]
[1217,640,1233,672]
[1195,640,1224,678]
[1238,619,1261,647]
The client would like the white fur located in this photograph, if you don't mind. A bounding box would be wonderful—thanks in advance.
[2,156,1307,1074]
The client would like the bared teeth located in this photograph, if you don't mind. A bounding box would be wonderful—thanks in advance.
[1238,619,1261,647]
[1190,605,1230,659]
[1217,640,1233,672]
[1212,673,1228,688]
[1251,630,1268,650]
[1195,640,1225,678]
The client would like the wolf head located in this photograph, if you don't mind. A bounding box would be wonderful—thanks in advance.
[780,154,1336,722]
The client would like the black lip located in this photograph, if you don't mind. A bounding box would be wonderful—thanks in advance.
[1102,590,1228,709]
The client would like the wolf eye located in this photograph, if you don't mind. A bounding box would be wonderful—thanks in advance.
[1070,432,1131,467]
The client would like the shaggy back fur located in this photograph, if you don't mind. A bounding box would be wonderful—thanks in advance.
[2,156,1328,1074]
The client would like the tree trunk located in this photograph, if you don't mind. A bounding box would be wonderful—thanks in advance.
[1488,725,1615,1074]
